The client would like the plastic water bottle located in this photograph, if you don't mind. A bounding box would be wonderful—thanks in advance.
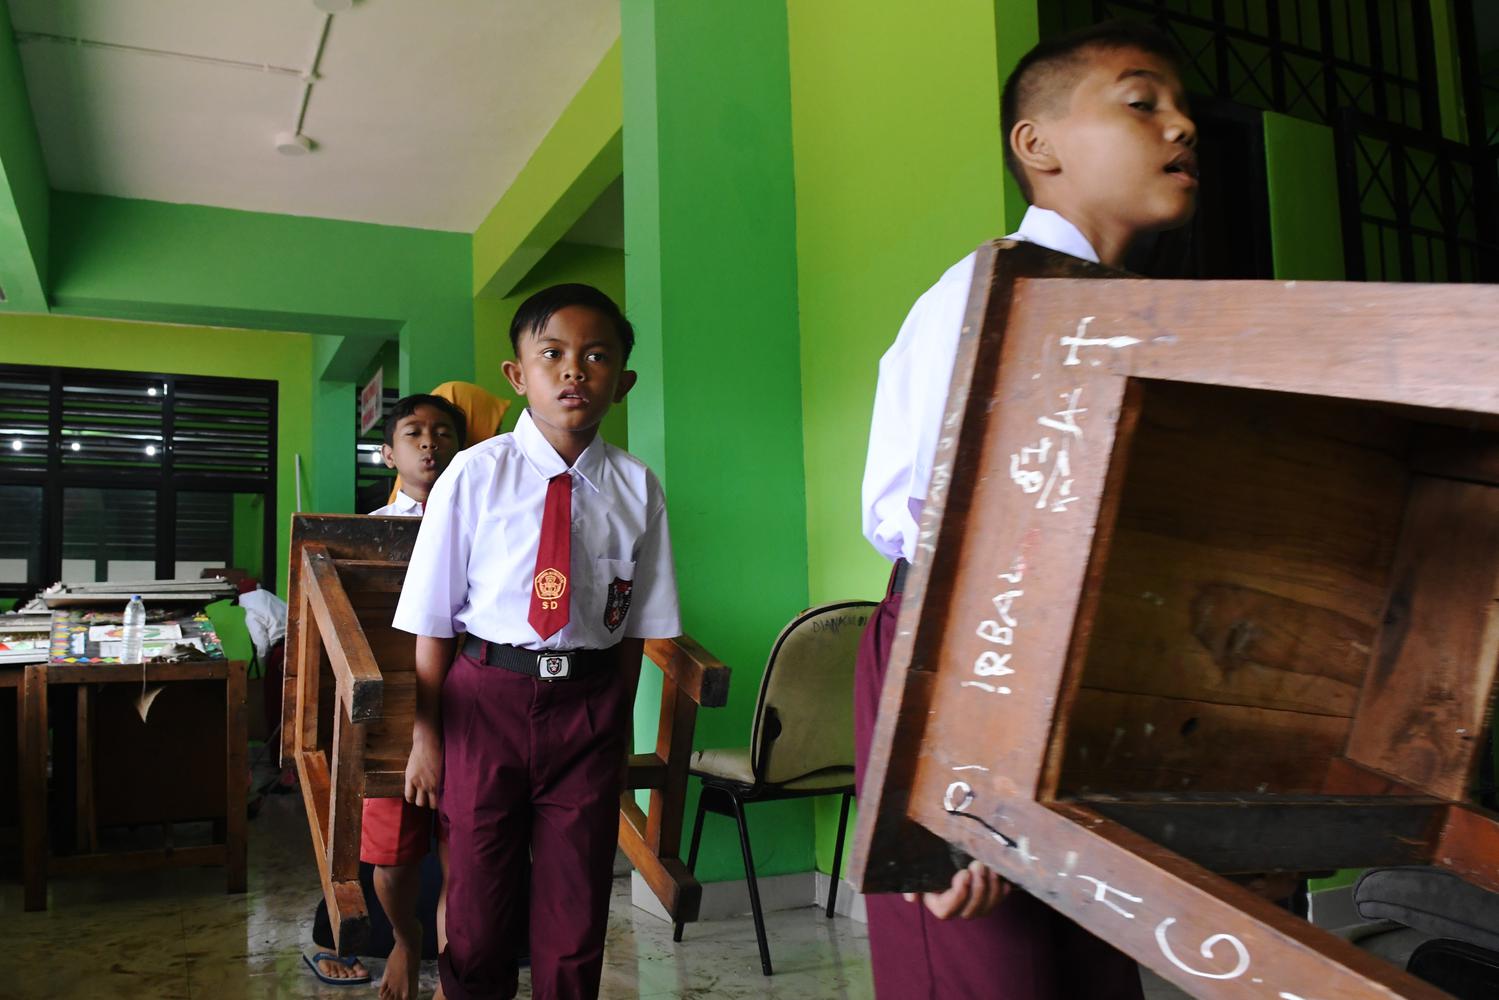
[122,595,146,664]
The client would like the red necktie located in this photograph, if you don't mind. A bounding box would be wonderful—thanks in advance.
[528,473,572,640]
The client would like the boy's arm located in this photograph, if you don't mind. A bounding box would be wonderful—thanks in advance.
[861,255,976,562]
[614,637,645,788]
[405,634,454,808]
[623,490,682,641]
[615,636,645,695]
[394,452,475,808]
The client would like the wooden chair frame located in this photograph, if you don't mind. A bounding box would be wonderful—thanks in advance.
[282,514,730,953]
[851,242,1499,999]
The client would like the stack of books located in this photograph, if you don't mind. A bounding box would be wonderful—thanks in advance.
[38,579,238,608]
[0,610,52,665]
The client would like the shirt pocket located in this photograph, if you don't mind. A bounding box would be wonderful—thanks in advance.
[595,557,637,635]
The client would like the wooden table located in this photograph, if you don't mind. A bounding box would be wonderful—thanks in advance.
[7,659,247,911]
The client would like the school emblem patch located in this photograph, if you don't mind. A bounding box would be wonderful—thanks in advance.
[603,577,633,632]
[534,567,568,601]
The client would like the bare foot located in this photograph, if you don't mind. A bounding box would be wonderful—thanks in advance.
[379,932,421,1000]
[314,953,368,982]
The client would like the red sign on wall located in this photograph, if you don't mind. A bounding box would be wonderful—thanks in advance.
[359,367,383,435]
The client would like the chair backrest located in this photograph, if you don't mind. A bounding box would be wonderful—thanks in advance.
[749,601,877,787]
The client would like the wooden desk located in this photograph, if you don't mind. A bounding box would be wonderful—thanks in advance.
[7,660,247,911]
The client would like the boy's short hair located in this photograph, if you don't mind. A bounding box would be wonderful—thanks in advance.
[509,283,635,363]
[1001,19,1183,202]
[383,393,467,447]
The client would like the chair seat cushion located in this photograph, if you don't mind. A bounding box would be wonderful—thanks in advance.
[690,747,854,792]
[1355,866,1499,954]
[691,747,757,785]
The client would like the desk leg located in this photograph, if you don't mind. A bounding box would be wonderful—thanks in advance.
[76,685,97,854]
[21,664,48,912]
[225,660,248,894]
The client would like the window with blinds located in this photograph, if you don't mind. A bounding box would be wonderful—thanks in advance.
[0,364,277,601]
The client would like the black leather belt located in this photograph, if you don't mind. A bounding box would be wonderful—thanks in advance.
[892,558,910,595]
[460,634,615,681]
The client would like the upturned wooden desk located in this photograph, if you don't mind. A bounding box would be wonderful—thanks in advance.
[7,659,247,911]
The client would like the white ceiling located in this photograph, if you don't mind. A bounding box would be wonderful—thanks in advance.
[8,0,619,232]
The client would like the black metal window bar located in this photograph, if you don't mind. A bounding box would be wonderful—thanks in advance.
[0,364,278,602]
[1335,109,1498,282]
[1047,0,1442,134]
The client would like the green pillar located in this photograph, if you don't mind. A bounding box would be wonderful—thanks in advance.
[623,1,810,883]
[399,310,475,397]
[1263,112,1345,281]
[788,0,1038,879]
[310,375,356,515]
[0,3,49,313]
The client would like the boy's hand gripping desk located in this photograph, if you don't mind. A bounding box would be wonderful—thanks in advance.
[282,514,731,954]
[850,242,1499,999]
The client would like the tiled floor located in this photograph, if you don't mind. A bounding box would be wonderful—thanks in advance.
[2,763,1194,999]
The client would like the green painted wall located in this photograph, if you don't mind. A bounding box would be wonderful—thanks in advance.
[0,313,313,595]
[624,1,811,883]
[472,43,622,301]
[788,0,1036,877]
[48,193,469,349]
[473,240,628,448]
[46,191,474,516]
[1263,112,1346,281]
[232,493,266,580]
[0,2,48,312]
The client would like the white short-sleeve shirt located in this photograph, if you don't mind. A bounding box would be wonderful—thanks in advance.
[392,408,681,649]
[860,207,1099,564]
[368,490,424,518]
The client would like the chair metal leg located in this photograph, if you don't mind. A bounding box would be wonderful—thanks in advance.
[730,794,773,976]
[673,790,710,943]
[826,791,852,919]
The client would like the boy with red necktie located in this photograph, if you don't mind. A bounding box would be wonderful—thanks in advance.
[395,283,680,1000]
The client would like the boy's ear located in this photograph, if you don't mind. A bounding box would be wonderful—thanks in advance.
[1010,119,1061,179]
[501,359,526,396]
[381,443,396,471]
[613,369,638,403]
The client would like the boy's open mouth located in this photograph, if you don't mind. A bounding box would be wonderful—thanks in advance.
[1165,151,1199,183]
[559,390,589,407]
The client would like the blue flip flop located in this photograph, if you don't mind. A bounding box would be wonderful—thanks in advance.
[303,950,372,986]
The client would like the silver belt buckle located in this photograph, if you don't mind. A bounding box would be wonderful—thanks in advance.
[537,653,571,680]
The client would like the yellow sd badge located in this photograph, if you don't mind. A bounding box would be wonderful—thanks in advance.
[534,567,568,600]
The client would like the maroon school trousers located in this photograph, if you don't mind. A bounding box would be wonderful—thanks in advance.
[854,564,1144,1000]
[437,651,631,1000]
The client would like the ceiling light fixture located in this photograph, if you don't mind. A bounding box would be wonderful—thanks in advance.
[70,441,81,452]
[145,444,157,457]
[275,131,313,156]
[147,387,157,396]
[9,439,21,451]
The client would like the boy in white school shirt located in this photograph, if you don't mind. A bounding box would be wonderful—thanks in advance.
[367,393,464,1000]
[305,393,465,999]
[855,20,1199,1000]
[394,283,680,1000]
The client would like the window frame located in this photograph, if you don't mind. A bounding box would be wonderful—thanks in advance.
[0,363,278,601]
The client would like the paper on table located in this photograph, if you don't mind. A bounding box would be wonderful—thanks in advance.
[100,636,205,659]
[88,623,183,642]
[136,683,166,723]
